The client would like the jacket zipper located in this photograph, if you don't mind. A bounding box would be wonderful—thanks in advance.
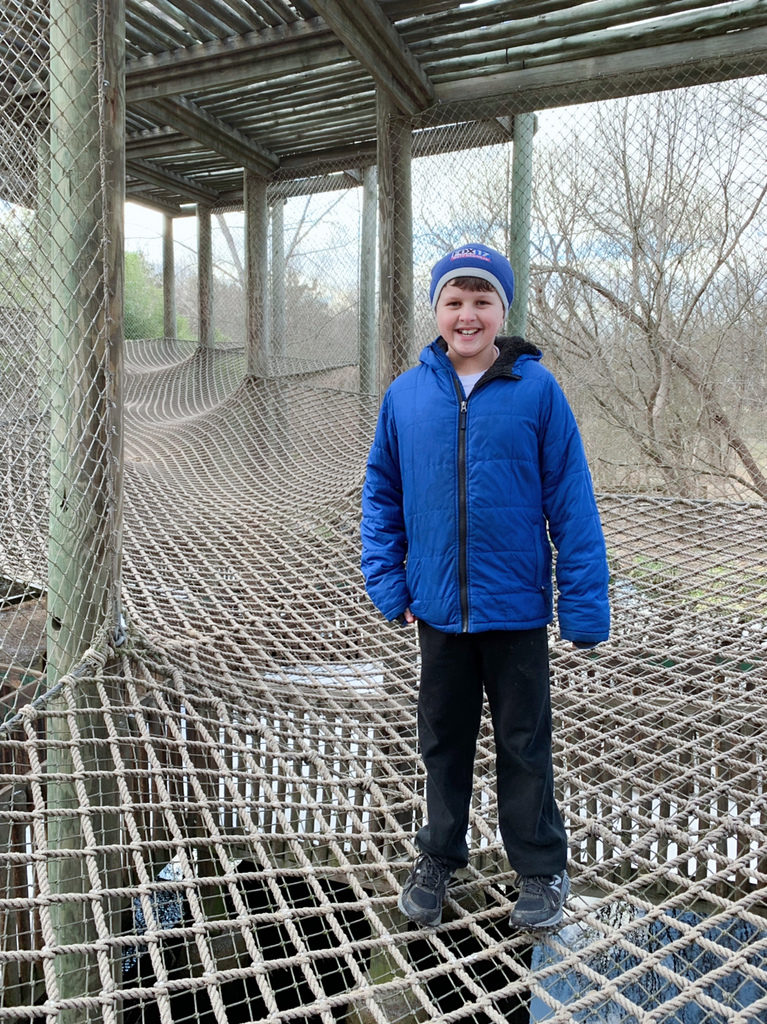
[449,355,523,633]
[454,377,470,632]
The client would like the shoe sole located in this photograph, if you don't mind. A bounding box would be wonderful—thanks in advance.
[398,889,442,927]
[509,906,565,931]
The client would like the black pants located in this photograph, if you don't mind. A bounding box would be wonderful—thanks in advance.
[415,622,567,876]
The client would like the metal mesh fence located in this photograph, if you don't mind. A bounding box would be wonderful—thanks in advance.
[0,7,766,1023]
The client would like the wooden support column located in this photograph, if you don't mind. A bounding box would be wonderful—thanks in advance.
[162,213,177,339]
[197,205,213,347]
[244,171,269,377]
[47,0,125,1020]
[270,198,286,359]
[507,112,536,339]
[377,89,413,396]
[36,129,51,418]
[359,165,377,396]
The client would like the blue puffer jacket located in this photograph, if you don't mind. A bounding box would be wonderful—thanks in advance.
[361,336,610,641]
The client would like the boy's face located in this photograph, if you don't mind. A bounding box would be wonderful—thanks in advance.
[435,282,505,373]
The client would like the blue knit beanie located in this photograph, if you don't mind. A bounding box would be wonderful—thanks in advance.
[429,243,515,315]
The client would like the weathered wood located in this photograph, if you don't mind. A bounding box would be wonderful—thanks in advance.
[244,171,269,377]
[125,19,343,102]
[376,90,413,396]
[136,96,278,176]
[46,6,126,1018]
[358,165,377,396]
[270,198,286,359]
[197,205,213,348]
[430,26,767,118]
[162,214,177,339]
[127,157,221,205]
[507,112,535,339]
[310,0,434,115]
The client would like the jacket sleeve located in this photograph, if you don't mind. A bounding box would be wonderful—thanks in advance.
[360,392,411,620]
[538,375,610,644]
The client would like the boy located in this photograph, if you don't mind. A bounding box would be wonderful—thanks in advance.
[360,243,610,930]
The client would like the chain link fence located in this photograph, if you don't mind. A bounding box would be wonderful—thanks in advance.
[1,5,766,1022]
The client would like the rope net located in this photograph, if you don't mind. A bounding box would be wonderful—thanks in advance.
[1,6,766,1021]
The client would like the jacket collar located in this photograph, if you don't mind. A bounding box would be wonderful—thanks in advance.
[425,334,541,380]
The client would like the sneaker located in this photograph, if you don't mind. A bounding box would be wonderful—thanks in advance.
[398,852,453,926]
[510,871,570,930]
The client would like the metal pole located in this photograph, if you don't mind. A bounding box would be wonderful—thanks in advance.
[507,112,536,338]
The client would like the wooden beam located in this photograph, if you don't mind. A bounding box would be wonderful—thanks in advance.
[136,95,278,176]
[430,25,767,119]
[376,89,413,394]
[198,206,213,348]
[125,189,183,217]
[507,113,535,339]
[359,165,377,396]
[127,156,221,204]
[162,214,177,339]
[244,172,269,377]
[311,0,434,115]
[47,0,125,1019]
[270,198,286,359]
[126,18,345,101]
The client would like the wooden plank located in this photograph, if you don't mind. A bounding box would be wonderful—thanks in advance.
[310,0,434,115]
[430,26,767,121]
[127,156,221,204]
[136,96,278,176]
[125,18,343,102]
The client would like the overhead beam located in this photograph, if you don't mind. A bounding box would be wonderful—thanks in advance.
[310,0,434,115]
[136,96,278,176]
[430,25,767,120]
[126,157,221,205]
[125,17,345,102]
[125,188,183,217]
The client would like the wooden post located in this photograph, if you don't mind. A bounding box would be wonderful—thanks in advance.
[377,89,413,396]
[244,171,269,377]
[359,165,377,396]
[271,197,286,359]
[197,205,213,347]
[47,0,125,1020]
[162,213,177,339]
[507,112,536,339]
[35,129,51,421]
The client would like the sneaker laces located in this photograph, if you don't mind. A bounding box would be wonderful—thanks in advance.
[520,874,560,897]
[413,853,450,888]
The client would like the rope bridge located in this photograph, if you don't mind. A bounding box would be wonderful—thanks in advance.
[2,336,765,1023]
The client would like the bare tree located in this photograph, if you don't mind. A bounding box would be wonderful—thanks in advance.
[529,81,767,499]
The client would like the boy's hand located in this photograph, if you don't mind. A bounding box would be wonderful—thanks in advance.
[396,608,416,626]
